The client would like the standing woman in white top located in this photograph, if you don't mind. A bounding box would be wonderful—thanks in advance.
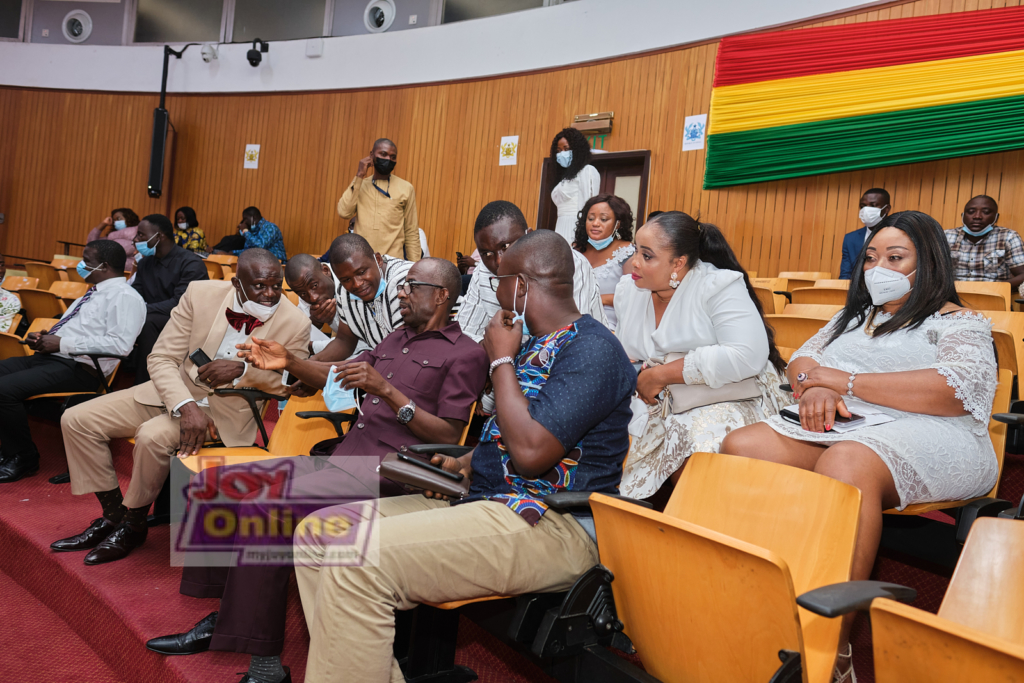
[550,127,601,245]
[615,212,788,501]
[573,194,635,331]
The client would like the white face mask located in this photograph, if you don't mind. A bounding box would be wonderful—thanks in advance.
[863,265,915,306]
[859,206,886,228]
[238,288,279,322]
[177,222,188,230]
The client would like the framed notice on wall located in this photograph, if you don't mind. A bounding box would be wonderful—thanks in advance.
[244,144,260,169]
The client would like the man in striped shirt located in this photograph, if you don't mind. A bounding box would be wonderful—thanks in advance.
[456,201,607,343]
[288,234,413,394]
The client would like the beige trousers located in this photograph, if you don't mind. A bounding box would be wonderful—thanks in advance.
[61,388,213,508]
[294,496,600,683]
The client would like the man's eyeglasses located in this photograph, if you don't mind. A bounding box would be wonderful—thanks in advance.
[399,280,446,295]
[488,274,521,292]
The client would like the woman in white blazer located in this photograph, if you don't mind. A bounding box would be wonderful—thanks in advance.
[615,211,788,500]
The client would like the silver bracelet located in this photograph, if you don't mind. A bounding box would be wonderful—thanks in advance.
[489,356,514,377]
[846,373,856,397]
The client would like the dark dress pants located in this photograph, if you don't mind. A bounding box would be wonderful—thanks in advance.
[133,311,170,385]
[0,355,100,457]
[178,455,398,656]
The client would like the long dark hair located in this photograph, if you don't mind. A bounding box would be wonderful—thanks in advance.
[550,127,592,183]
[828,210,962,345]
[175,206,199,228]
[648,211,786,374]
[573,194,634,253]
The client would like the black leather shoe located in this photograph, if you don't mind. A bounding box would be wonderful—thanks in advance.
[235,667,291,683]
[146,611,218,655]
[49,471,71,485]
[83,521,148,565]
[0,451,39,483]
[51,518,118,552]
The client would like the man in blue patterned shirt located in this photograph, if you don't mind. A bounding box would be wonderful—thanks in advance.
[231,206,287,261]
[292,229,636,682]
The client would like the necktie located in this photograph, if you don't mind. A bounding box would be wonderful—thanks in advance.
[49,288,96,334]
[225,309,264,335]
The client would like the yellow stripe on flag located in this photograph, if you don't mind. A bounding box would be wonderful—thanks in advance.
[709,48,1024,135]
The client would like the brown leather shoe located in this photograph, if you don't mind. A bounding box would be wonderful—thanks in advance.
[83,521,148,565]
[51,518,118,552]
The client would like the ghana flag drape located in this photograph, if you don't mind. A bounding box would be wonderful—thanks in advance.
[704,6,1024,189]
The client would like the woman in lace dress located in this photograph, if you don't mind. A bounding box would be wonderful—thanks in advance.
[0,254,21,333]
[722,211,998,682]
[573,194,635,331]
[549,128,600,246]
[615,212,788,501]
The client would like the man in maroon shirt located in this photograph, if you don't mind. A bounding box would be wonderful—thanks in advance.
[146,258,487,683]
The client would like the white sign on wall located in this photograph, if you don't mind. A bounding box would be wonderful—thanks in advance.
[244,144,260,169]
[682,114,708,151]
[499,136,519,166]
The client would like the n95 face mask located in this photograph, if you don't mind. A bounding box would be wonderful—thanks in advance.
[863,265,915,306]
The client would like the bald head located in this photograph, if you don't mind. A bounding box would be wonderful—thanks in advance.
[501,230,574,285]
[234,248,283,308]
[238,247,281,275]
[284,254,321,283]
[415,257,461,313]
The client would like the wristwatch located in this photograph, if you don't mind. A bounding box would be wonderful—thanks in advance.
[396,400,416,425]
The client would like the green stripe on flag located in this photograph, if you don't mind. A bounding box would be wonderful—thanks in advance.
[704,94,1024,189]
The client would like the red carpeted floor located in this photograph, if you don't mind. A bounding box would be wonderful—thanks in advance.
[2,389,1021,683]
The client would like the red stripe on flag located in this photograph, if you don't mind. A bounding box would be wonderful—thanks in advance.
[714,6,1024,88]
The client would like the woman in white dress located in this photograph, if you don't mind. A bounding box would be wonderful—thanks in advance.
[549,127,600,245]
[722,211,998,682]
[615,212,788,501]
[0,254,20,333]
[573,194,635,331]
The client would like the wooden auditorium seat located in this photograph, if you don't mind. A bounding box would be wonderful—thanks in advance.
[986,311,1024,383]
[799,517,1024,683]
[589,452,862,683]
[202,259,224,280]
[778,271,832,290]
[24,262,61,290]
[765,314,826,362]
[956,281,1012,312]
[750,277,789,314]
[2,275,39,292]
[813,279,850,289]
[781,303,842,319]
[48,280,90,306]
[0,331,30,362]
[791,287,847,306]
[17,288,67,322]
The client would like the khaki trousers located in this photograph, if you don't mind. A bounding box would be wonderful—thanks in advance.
[61,387,213,508]
[294,495,600,683]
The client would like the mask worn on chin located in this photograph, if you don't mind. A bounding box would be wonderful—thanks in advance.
[511,276,531,337]
[76,261,102,280]
[323,365,362,413]
[556,150,572,168]
[177,222,189,231]
[962,212,998,237]
[588,234,615,250]
[863,265,915,306]
[113,220,127,230]
[238,288,280,322]
[135,234,158,258]
[373,157,396,176]
[859,206,886,229]
[349,259,388,301]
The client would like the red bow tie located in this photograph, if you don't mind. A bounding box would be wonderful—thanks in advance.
[225,309,264,335]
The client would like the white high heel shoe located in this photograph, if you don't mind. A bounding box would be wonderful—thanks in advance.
[832,643,857,683]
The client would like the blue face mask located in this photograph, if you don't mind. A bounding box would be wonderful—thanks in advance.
[135,234,158,258]
[323,365,360,413]
[113,220,127,230]
[962,212,998,238]
[348,259,387,301]
[511,276,531,337]
[588,234,615,250]
[77,261,102,280]
[556,150,572,168]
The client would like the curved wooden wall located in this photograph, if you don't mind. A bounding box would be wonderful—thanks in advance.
[2,0,1022,278]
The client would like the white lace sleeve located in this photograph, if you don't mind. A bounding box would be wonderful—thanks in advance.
[930,313,998,423]
[682,352,706,385]
[790,313,845,364]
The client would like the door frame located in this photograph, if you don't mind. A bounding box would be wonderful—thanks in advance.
[536,150,651,232]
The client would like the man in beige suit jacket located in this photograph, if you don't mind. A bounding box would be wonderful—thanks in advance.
[53,249,310,566]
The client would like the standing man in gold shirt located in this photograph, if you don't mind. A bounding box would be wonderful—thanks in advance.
[337,138,421,261]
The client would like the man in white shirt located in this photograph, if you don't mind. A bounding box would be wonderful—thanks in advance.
[456,201,607,343]
[55,249,310,565]
[0,240,145,484]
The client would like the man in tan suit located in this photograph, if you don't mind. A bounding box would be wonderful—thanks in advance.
[53,248,310,566]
